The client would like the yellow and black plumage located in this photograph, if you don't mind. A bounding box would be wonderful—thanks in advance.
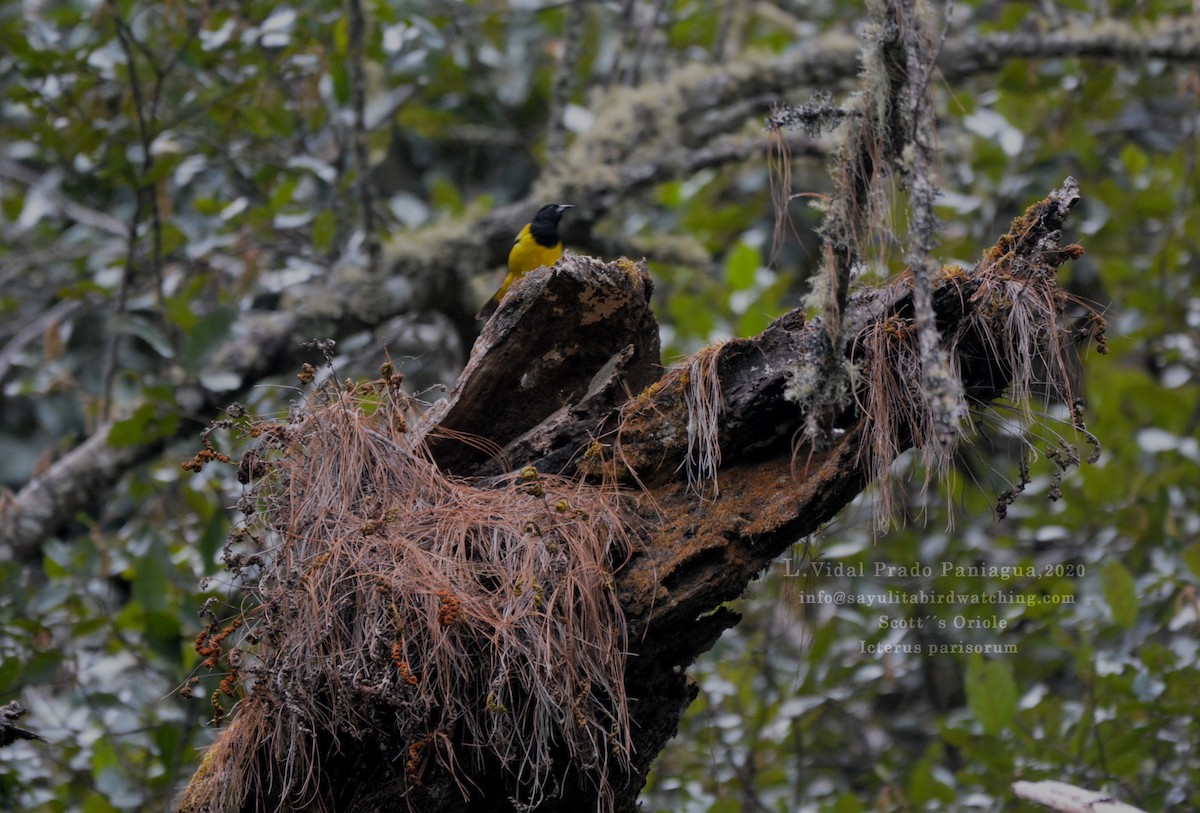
[477,203,572,320]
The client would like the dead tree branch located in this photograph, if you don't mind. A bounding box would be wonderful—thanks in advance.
[1013,780,1148,813]
[177,177,1090,812]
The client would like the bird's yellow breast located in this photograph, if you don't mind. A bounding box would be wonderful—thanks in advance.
[496,225,563,300]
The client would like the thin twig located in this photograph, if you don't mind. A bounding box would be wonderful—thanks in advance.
[0,160,127,236]
[0,299,81,385]
[627,0,667,87]
[347,0,381,273]
[111,4,164,293]
[545,0,587,163]
[104,1,161,420]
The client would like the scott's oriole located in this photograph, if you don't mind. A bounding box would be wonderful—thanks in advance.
[477,203,572,320]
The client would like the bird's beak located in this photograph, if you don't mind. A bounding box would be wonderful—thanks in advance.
[557,204,574,214]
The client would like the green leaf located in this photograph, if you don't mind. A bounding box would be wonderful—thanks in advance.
[312,210,337,252]
[82,791,120,813]
[193,197,223,216]
[965,654,1017,735]
[724,241,758,291]
[43,552,68,579]
[656,180,683,208]
[144,610,184,661]
[122,314,176,358]
[667,291,715,340]
[1120,143,1149,176]
[160,221,187,256]
[270,176,299,211]
[91,736,119,775]
[182,305,238,371]
[333,16,350,54]
[906,743,956,803]
[430,176,463,213]
[1101,561,1138,629]
[830,791,867,813]
[132,552,168,614]
[330,60,350,106]
[0,655,23,696]
[108,402,180,447]
[154,723,184,770]
[197,509,228,568]
[144,151,183,184]
[735,307,770,339]
[1184,543,1200,578]
[2,188,25,222]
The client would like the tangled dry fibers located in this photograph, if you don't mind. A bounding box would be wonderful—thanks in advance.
[851,223,1102,529]
[190,372,635,811]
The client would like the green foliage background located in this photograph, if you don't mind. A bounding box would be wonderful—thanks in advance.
[1,1,1198,811]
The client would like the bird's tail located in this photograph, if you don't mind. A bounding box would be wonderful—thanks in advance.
[475,295,500,322]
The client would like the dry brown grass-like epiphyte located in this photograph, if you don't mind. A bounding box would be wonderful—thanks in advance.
[848,183,1102,529]
[679,343,726,498]
[184,371,635,812]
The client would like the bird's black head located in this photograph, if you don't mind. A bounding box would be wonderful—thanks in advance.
[534,203,572,222]
[529,203,572,244]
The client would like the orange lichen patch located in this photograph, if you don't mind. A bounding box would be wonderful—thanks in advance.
[641,379,665,398]
[617,431,863,624]
[405,732,436,782]
[978,195,1049,269]
[612,368,691,475]
[435,590,462,626]
[611,342,730,497]
[1046,242,1086,264]
[569,257,653,327]
[936,263,969,284]
[615,256,642,280]
[678,439,846,544]
[977,192,1083,280]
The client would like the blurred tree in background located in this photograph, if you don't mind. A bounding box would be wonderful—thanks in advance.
[1,0,1198,810]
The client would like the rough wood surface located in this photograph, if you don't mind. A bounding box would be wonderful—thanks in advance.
[420,255,661,474]
[411,180,1083,810]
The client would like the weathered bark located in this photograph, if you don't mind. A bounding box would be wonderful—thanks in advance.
[177,179,1085,812]
[420,256,662,474]
[423,180,1083,811]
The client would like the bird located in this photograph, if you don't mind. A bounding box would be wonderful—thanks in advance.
[477,203,572,320]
